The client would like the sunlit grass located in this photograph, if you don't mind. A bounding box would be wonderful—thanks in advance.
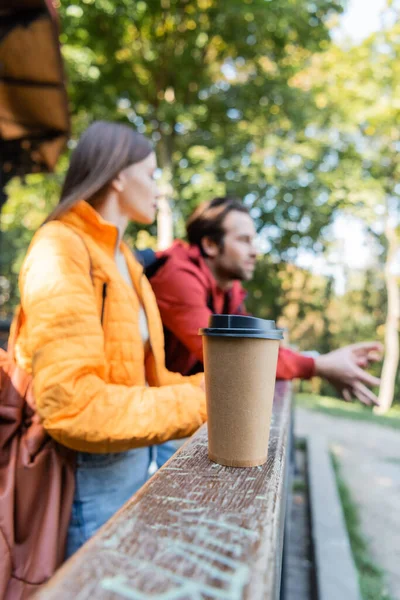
[295,393,400,430]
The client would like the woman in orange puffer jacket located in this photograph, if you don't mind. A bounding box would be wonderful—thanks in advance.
[14,121,206,556]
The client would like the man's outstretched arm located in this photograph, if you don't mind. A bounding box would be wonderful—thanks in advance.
[150,263,316,379]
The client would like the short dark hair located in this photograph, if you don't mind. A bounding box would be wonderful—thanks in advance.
[186,196,250,256]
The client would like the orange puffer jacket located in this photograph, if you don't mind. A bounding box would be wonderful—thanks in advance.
[14,201,206,453]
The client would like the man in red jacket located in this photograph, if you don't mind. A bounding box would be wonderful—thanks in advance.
[149,197,382,463]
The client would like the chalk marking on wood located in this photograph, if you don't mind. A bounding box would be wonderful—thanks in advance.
[160,511,259,544]
[101,517,139,548]
[199,517,259,539]
[196,535,242,556]
[103,523,251,578]
[161,467,187,471]
[149,519,245,557]
[169,455,195,460]
[167,509,204,519]
[164,511,259,542]
[152,495,197,504]
[168,546,238,582]
[101,552,250,599]
[175,530,243,559]
[169,539,249,582]
[101,575,202,600]
[171,539,247,569]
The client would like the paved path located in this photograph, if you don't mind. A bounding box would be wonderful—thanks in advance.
[296,408,400,600]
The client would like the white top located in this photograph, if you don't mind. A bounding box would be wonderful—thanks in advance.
[138,304,150,346]
[116,248,149,346]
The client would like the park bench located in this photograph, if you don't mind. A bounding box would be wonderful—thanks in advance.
[36,381,293,600]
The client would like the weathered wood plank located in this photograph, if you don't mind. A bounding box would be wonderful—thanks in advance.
[37,381,292,600]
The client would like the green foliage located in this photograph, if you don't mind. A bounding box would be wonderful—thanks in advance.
[58,0,344,245]
[0,165,66,316]
[2,0,345,317]
[244,258,283,320]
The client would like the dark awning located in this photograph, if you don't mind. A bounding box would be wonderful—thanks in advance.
[0,0,70,206]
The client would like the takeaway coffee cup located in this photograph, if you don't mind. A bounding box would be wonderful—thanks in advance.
[199,314,283,467]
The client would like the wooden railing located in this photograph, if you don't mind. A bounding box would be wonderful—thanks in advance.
[37,381,293,600]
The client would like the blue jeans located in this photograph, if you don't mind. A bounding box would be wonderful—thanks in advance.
[65,448,150,558]
[154,441,176,468]
[154,439,187,469]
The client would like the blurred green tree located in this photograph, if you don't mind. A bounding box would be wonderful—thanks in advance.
[297,4,400,409]
[1,0,344,316]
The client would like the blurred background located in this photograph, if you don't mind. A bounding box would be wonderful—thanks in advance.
[1,0,399,409]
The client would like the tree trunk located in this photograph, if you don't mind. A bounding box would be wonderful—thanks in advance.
[157,134,174,251]
[157,185,173,250]
[375,223,400,414]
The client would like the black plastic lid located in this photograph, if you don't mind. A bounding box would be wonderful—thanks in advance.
[199,314,283,340]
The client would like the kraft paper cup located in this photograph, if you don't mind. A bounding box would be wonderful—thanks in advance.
[199,315,283,468]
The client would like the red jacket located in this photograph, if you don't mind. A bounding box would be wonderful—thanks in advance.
[150,241,316,380]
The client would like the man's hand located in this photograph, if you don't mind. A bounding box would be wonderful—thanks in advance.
[314,342,383,406]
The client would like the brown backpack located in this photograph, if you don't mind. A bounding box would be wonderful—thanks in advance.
[0,308,75,599]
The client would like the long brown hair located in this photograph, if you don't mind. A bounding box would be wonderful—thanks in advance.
[45,121,153,222]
